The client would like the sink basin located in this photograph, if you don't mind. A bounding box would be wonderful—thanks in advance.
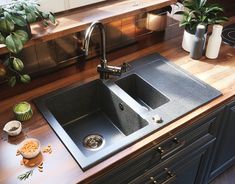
[34,79,148,170]
[116,74,169,110]
[34,53,221,171]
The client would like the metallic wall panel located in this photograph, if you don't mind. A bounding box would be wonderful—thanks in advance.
[54,34,78,63]
[35,41,57,70]
[2,11,173,77]
[18,46,39,73]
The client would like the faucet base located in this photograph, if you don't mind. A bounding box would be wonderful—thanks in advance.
[97,64,122,79]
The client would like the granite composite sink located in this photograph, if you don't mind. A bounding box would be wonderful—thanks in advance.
[34,79,151,170]
[115,74,169,110]
[34,53,221,170]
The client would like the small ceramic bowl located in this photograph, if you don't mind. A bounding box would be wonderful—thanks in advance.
[13,102,33,121]
[3,120,22,136]
[18,138,41,159]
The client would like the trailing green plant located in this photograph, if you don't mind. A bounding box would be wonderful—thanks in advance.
[175,0,228,34]
[0,0,56,87]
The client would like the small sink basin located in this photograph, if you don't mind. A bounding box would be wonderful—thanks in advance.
[34,79,148,170]
[116,74,169,110]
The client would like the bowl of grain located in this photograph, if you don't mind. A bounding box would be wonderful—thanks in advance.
[18,138,41,159]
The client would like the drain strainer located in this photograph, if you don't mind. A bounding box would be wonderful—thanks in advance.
[83,134,105,151]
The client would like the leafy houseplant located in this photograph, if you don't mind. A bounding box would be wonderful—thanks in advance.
[0,0,56,87]
[175,0,228,52]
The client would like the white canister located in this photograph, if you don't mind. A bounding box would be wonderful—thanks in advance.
[206,25,223,59]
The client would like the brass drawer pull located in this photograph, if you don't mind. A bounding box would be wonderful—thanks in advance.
[160,168,176,184]
[156,138,185,159]
[149,168,176,184]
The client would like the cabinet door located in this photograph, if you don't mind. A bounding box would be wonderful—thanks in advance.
[210,102,235,179]
[94,107,222,184]
[142,155,202,184]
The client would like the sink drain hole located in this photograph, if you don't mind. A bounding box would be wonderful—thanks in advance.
[83,134,105,151]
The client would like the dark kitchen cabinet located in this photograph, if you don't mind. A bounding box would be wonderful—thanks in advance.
[207,100,235,181]
[129,134,214,184]
[93,108,224,184]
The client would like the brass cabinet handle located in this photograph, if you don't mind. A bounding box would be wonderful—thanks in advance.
[160,168,176,184]
[156,137,185,159]
[149,168,176,184]
[150,176,158,183]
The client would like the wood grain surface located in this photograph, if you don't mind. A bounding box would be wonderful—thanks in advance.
[0,17,235,184]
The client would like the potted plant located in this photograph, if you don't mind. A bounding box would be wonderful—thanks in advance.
[0,0,56,87]
[175,0,228,52]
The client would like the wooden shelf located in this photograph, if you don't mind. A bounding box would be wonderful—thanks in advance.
[0,0,175,55]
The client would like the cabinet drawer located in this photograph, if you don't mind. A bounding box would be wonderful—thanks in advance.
[153,114,217,161]
[94,145,161,184]
[94,112,220,184]
[129,134,215,184]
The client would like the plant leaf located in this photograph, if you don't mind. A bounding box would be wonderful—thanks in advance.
[26,13,37,23]
[11,14,27,27]
[12,57,24,71]
[42,12,49,19]
[0,33,5,44]
[5,34,23,54]
[13,30,29,44]
[8,76,16,87]
[42,20,49,27]
[0,17,14,33]
[200,0,207,7]
[49,13,55,24]
[20,74,31,83]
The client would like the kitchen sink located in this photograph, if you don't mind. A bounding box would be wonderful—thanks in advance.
[46,78,148,141]
[115,74,169,110]
[34,79,150,170]
[34,53,221,170]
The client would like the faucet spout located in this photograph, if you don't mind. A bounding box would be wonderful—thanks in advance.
[83,21,124,79]
[83,21,107,68]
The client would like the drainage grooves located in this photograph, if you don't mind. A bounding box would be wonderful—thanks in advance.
[83,134,105,151]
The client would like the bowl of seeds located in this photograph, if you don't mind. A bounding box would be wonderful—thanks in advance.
[3,120,22,136]
[18,138,41,159]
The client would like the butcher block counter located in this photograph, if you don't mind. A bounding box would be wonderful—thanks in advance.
[0,18,235,184]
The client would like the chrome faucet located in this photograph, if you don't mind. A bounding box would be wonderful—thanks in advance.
[83,21,124,79]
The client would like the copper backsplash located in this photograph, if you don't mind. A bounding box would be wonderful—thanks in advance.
[0,12,180,79]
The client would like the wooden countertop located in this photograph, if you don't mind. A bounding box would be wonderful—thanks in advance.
[1,20,235,184]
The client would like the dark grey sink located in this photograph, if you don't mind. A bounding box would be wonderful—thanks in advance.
[34,79,149,170]
[116,74,169,110]
[46,80,147,137]
[34,53,221,171]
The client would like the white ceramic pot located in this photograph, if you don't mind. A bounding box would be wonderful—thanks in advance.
[182,29,207,52]
[182,30,195,52]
